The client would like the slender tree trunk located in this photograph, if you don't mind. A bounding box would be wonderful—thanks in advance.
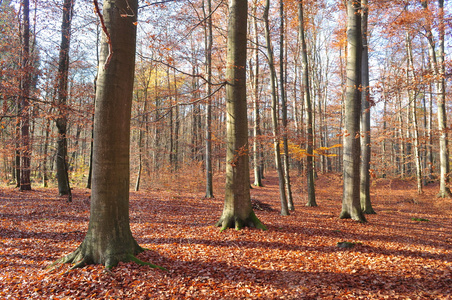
[205,0,214,198]
[19,0,32,191]
[436,0,451,197]
[280,0,293,210]
[252,0,263,187]
[397,94,406,178]
[55,0,75,201]
[263,0,289,216]
[340,0,366,222]
[216,0,265,230]
[359,0,375,213]
[298,0,316,207]
[406,31,423,194]
[52,0,163,269]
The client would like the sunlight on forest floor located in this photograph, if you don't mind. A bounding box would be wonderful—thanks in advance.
[0,172,451,299]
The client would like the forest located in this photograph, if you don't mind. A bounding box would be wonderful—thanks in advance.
[0,0,451,298]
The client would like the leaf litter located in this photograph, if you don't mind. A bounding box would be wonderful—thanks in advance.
[0,173,451,299]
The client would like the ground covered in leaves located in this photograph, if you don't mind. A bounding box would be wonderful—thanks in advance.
[1,172,452,299]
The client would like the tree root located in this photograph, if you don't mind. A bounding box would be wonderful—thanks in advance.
[216,211,267,231]
[47,246,167,272]
[436,187,452,198]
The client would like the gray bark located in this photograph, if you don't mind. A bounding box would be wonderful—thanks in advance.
[252,0,263,187]
[263,0,289,216]
[280,0,294,210]
[19,0,31,191]
[53,0,152,268]
[216,0,265,230]
[205,0,214,198]
[340,0,366,222]
[56,0,75,200]
[359,0,375,213]
[298,0,316,207]
[406,31,423,194]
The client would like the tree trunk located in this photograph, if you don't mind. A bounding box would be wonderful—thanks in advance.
[299,0,316,207]
[204,0,214,198]
[359,0,375,213]
[56,0,75,201]
[280,0,294,210]
[216,0,266,231]
[435,0,451,197]
[53,0,161,269]
[406,31,423,195]
[340,0,366,222]
[252,0,263,187]
[19,0,32,191]
[263,0,289,216]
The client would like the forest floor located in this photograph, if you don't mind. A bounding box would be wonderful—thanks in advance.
[1,171,452,299]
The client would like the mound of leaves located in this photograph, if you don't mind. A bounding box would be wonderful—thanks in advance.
[251,198,274,211]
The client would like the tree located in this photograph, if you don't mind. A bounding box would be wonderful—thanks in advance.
[216,0,266,231]
[52,0,163,269]
[359,0,375,213]
[204,0,214,198]
[251,0,264,187]
[339,0,366,222]
[19,0,32,191]
[298,0,316,207]
[434,0,451,198]
[263,0,289,216]
[55,0,75,200]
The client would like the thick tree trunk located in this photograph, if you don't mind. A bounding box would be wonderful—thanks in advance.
[298,0,316,207]
[421,0,450,197]
[340,0,366,222]
[264,0,289,216]
[52,0,163,269]
[216,0,265,230]
[56,0,75,200]
[359,0,375,213]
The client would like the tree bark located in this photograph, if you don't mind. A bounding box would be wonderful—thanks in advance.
[359,0,375,213]
[435,0,451,197]
[52,0,162,269]
[216,0,266,230]
[252,0,263,187]
[204,0,214,198]
[406,31,423,195]
[263,0,289,216]
[19,0,32,191]
[298,0,316,207]
[340,0,366,222]
[280,0,294,210]
[55,0,75,201]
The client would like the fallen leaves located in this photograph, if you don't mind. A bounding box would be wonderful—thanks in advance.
[0,173,451,299]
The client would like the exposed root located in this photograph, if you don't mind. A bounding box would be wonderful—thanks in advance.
[216,211,267,231]
[126,254,167,271]
[48,246,167,271]
[436,187,452,198]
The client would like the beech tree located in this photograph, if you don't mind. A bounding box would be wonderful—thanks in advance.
[340,0,366,222]
[55,0,75,200]
[52,0,163,268]
[359,0,375,213]
[19,0,32,191]
[298,0,316,207]
[216,0,266,230]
